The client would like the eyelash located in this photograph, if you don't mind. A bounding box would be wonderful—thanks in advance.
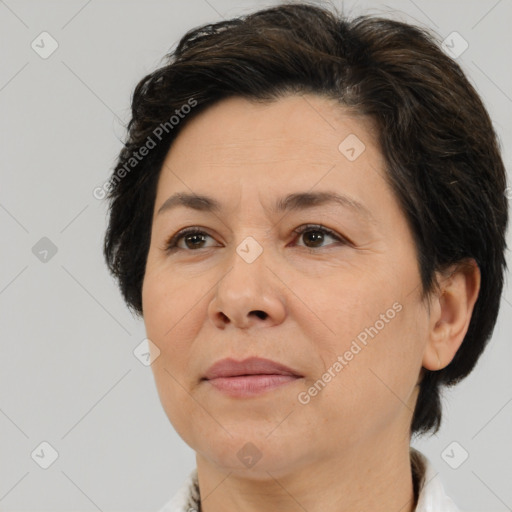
[164,224,348,252]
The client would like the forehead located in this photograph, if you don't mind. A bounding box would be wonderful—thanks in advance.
[154,95,392,221]
[165,94,380,167]
[157,94,386,198]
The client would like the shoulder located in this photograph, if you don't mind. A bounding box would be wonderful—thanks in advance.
[156,468,200,512]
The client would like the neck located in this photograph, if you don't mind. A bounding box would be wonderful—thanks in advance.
[195,431,417,512]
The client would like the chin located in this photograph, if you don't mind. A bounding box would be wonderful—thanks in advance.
[194,428,309,480]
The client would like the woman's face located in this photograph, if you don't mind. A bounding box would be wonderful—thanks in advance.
[142,94,429,477]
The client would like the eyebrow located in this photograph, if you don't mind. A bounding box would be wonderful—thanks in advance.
[157,190,376,223]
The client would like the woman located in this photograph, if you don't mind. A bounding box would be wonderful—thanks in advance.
[103,3,508,511]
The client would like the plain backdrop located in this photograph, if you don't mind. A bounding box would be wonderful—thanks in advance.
[1,0,511,510]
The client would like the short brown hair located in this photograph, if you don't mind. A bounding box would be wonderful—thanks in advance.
[104,2,509,436]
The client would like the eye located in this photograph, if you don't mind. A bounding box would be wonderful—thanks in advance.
[164,228,218,252]
[292,224,347,249]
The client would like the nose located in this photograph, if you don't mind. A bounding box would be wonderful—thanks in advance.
[207,246,287,330]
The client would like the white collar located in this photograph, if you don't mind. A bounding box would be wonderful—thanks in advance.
[412,448,461,512]
[158,448,461,512]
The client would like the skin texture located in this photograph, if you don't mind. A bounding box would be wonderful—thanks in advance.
[142,94,480,512]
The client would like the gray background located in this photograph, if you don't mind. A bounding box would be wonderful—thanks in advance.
[1,0,511,510]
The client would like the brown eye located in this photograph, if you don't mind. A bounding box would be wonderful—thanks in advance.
[165,228,217,252]
[181,232,209,249]
[293,224,346,249]
[301,229,326,247]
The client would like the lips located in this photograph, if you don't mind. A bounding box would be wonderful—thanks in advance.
[202,357,302,397]
[203,356,302,380]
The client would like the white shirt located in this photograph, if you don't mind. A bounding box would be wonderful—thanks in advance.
[157,448,460,512]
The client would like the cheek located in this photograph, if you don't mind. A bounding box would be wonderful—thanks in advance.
[142,273,200,424]
[314,275,394,350]
[142,265,211,383]
[143,271,202,441]
[142,264,195,342]
[311,282,424,425]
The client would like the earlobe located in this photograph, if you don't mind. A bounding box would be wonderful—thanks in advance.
[436,349,442,371]
[422,259,481,372]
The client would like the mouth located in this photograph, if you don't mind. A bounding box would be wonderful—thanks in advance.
[202,357,303,397]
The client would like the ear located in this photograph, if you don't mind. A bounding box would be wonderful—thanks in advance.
[422,258,481,371]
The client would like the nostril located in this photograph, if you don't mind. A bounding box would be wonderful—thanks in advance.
[251,310,268,320]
